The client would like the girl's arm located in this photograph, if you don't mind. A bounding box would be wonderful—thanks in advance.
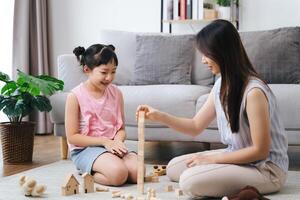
[65,93,110,147]
[187,88,271,167]
[114,92,126,142]
[137,90,216,137]
[213,88,270,164]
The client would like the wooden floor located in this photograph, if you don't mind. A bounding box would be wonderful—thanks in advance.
[1,135,300,177]
[0,134,60,176]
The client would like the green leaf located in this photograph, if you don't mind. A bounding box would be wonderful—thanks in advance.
[0,70,64,121]
[0,71,11,83]
[17,71,64,96]
[0,95,6,110]
[1,82,17,95]
[2,98,19,117]
[21,92,34,104]
[31,95,52,112]
[37,75,64,91]
[15,99,33,118]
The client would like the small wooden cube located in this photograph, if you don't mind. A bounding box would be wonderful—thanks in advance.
[151,176,159,182]
[111,190,121,198]
[175,188,183,196]
[96,186,109,192]
[144,175,153,182]
[164,185,174,192]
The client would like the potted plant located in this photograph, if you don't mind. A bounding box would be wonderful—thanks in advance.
[216,0,231,20]
[203,3,218,20]
[0,70,64,164]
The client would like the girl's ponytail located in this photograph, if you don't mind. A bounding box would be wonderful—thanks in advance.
[73,46,85,65]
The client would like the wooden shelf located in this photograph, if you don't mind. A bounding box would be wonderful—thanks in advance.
[162,19,215,24]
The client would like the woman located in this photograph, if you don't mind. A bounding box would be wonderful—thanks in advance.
[136,19,288,198]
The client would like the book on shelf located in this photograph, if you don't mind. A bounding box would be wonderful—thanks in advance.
[173,0,179,20]
[165,0,204,21]
[180,0,186,20]
[186,0,192,19]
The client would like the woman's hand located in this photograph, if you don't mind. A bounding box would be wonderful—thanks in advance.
[136,104,160,122]
[186,154,216,167]
[104,139,128,158]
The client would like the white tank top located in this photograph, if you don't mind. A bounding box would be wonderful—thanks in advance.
[213,77,289,173]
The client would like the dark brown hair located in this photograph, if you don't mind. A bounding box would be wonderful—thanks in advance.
[73,44,118,70]
[196,19,264,133]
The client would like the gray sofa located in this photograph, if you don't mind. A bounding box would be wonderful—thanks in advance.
[50,28,300,159]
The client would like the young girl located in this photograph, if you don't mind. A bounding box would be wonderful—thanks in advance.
[136,20,288,198]
[66,44,137,186]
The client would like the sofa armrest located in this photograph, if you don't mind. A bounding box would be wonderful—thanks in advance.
[49,92,69,124]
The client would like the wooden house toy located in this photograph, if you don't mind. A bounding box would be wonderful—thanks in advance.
[82,172,94,193]
[61,174,80,196]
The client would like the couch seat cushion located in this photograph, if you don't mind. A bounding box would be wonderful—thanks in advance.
[119,85,211,127]
[269,84,300,130]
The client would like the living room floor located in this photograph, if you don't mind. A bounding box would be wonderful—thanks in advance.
[1,134,300,177]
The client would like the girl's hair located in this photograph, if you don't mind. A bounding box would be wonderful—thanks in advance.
[196,19,264,133]
[73,44,118,70]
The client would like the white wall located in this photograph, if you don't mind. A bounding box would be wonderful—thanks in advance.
[48,0,161,75]
[239,0,300,31]
[48,0,300,75]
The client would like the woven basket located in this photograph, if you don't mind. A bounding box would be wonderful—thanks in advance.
[0,122,36,164]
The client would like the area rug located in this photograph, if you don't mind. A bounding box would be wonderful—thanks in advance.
[0,160,299,200]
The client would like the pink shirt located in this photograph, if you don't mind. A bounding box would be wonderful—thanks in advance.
[69,83,124,151]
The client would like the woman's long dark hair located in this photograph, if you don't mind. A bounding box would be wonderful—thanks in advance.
[196,19,263,133]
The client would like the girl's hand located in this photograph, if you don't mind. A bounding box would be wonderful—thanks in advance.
[104,139,128,157]
[136,104,160,121]
[186,154,216,167]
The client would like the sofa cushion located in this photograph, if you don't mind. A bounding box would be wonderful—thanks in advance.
[119,85,211,127]
[240,27,300,84]
[99,30,136,85]
[192,49,215,86]
[49,92,69,124]
[133,34,194,85]
[269,84,300,129]
[58,55,87,92]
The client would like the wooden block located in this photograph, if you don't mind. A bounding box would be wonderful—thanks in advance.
[151,189,156,197]
[95,186,109,192]
[137,111,145,195]
[123,193,134,200]
[164,185,174,192]
[151,176,159,182]
[144,175,153,182]
[111,191,121,198]
[175,188,183,196]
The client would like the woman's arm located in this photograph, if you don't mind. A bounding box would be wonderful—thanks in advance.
[65,93,109,147]
[137,90,216,137]
[188,88,271,166]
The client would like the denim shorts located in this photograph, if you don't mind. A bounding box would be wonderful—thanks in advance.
[70,146,136,174]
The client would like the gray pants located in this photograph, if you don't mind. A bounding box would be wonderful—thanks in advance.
[166,149,287,198]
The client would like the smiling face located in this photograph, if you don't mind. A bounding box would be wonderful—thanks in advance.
[84,60,117,91]
[201,55,220,75]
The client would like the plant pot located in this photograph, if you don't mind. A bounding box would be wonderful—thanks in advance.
[203,9,218,20]
[218,6,231,20]
[0,122,36,164]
